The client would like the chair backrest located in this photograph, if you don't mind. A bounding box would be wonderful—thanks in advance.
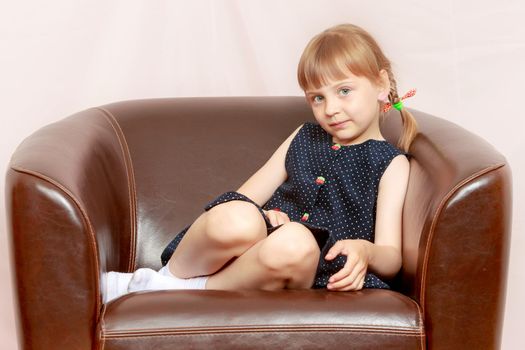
[100,97,313,270]
[98,96,511,302]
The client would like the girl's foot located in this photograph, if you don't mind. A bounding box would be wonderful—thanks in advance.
[103,271,133,303]
[127,267,208,293]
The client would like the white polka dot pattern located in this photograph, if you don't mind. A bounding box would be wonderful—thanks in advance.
[262,123,403,289]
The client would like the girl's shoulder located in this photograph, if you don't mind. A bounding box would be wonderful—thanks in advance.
[376,139,404,155]
[290,122,329,148]
[367,140,405,165]
[296,122,326,139]
[369,141,408,176]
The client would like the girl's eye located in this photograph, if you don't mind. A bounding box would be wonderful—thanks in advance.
[312,95,324,103]
[339,88,351,96]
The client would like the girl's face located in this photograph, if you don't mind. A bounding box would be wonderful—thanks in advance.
[305,70,386,146]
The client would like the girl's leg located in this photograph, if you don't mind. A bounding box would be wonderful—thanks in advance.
[206,222,320,290]
[126,221,319,295]
[168,200,268,279]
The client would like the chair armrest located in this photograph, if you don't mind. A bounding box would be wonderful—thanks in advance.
[5,107,136,350]
[421,164,512,349]
[384,109,512,349]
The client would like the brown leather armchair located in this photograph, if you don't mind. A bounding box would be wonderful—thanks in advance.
[6,97,512,349]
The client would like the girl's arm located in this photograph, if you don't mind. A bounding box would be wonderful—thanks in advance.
[324,154,409,291]
[365,154,410,280]
[236,124,303,207]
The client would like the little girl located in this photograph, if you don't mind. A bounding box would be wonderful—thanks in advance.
[104,23,415,302]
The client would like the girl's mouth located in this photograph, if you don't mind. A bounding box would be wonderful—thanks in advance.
[330,120,349,129]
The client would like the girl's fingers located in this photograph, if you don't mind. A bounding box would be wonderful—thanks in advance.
[263,210,272,224]
[265,209,290,227]
[328,273,353,290]
[266,211,278,227]
[328,266,353,288]
[330,268,366,291]
[358,276,365,290]
[328,263,353,284]
[275,211,290,225]
[328,258,366,290]
[325,242,343,260]
[345,260,366,285]
[348,270,366,291]
[345,270,366,290]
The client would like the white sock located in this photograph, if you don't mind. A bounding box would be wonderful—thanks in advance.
[127,266,208,293]
[103,271,133,303]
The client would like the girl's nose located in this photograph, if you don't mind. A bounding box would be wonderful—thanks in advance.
[324,97,341,117]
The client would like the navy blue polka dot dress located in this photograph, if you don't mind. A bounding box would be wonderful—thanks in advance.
[161,122,404,290]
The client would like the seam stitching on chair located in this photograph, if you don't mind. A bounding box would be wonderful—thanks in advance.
[99,303,107,350]
[95,107,138,272]
[9,166,103,321]
[102,328,425,340]
[102,324,424,337]
[420,323,426,350]
[419,163,505,314]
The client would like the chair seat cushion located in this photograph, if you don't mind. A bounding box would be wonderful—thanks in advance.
[100,289,425,350]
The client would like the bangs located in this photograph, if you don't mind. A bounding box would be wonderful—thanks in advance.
[298,30,379,91]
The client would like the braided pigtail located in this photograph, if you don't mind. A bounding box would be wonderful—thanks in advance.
[387,75,418,153]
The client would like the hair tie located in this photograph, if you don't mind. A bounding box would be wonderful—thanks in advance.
[383,89,416,113]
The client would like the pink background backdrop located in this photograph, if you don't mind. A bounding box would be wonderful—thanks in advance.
[1,1,523,348]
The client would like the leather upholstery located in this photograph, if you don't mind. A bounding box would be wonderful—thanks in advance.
[6,96,512,349]
[101,289,423,349]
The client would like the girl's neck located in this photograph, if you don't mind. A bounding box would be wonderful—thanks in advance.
[331,130,385,146]
[332,136,385,147]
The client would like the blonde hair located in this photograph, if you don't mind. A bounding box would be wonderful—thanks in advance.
[297,23,417,152]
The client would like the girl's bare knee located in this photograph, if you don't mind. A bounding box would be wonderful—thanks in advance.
[205,201,266,248]
[258,222,320,273]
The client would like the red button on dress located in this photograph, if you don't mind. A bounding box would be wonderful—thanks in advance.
[331,143,341,150]
[315,176,326,185]
[301,213,310,222]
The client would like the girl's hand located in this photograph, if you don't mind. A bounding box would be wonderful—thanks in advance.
[263,209,290,227]
[325,239,370,291]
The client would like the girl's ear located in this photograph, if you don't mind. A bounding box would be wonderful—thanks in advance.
[378,91,389,102]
